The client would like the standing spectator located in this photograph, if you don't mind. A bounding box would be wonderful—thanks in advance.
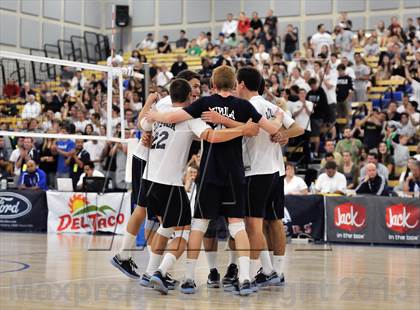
[353,53,371,102]
[222,13,238,36]
[196,32,209,49]
[18,160,47,191]
[171,55,188,77]
[157,35,172,54]
[39,136,57,189]
[84,139,105,170]
[315,161,347,194]
[322,65,338,139]
[254,43,270,65]
[339,151,358,189]
[67,139,91,190]
[358,108,383,150]
[310,24,333,57]
[176,30,189,49]
[404,65,420,105]
[14,137,40,175]
[289,67,310,92]
[283,24,298,61]
[284,162,308,195]
[0,136,11,178]
[336,64,353,120]
[335,23,354,62]
[3,79,19,98]
[71,70,86,92]
[74,110,91,133]
[138,33,157,50]
[250,11,263,34]
[237,12,250,36]
[19,82,35,100]
[392,135,410,171]
[264,9,278,37]
[355,163,387,196]
[9,137,24,182]
[53,126,75,179]
[156,65,174,87]
[360,152,389,181]
[364,35,380,56]
[22,95,42,119]
[42,92,62,113]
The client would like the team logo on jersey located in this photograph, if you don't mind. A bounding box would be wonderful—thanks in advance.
[56,194,124,231]
[385,204,420,234]
[334,203,366,232]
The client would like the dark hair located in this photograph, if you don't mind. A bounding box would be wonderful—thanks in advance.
[409,100,418,111]
[170,78,192,103]
[325,161,337,170]
[368,152,378,160]
[308,78,317,86]
[317,24,324,31]
[237,66,262,92]
[258,77,265,95]
[286,162,296,171]
[85,161,95,170]
[337,64,346,71]
[325,152,335,158]
[176,70,201,81]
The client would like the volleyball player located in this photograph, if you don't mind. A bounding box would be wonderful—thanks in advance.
[146,65,283,296]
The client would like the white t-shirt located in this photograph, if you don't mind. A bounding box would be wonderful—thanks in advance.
[222,20,238,35]
[287,100,313,131]
[315,172,347,194]
[284,175,308,195]
[291,77,310,92]
[310,32,333,56]
[156,71,174,87]
[74,120,91,133]
[410,79,420,106]
[9,149,21,176]
[322,72,338,104]
[345,67,356,80]
[22,101,41,119]
[244,96,295,177]
[77,170,105,188]
[142,106,210,186]
[83,140,105,162]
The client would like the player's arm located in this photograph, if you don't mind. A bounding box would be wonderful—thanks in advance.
[146,109,192,124]
[271,122,304,142]
[200,119,259,143]
[137,93,159,130]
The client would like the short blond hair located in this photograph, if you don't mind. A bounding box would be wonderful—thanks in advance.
[211,65,236,91]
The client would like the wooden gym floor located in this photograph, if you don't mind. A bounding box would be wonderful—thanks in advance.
[0,232,419,310]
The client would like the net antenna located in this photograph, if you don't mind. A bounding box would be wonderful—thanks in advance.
[0,50,125,143]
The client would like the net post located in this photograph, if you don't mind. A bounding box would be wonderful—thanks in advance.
[144,63,150,99]
[106,71,113,139]
[118,71,125,139]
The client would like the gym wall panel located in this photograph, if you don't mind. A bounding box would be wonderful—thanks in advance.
[158,29,181,42]
[159,0,182,25]
[336,0,365,12]
[132,0,155,27]
[185,27,211,40]
[43,0,61,21]
[274,0,300,17]
[369,0,400,11]
[64,0,82,25]
[351,16,366,30]
[64,27,81,41]
[0,13,18,46]
[305,19,333,38]
[21,0,41,16]
[404,0,420,8]
[186,0,211,23]
[43,22,62,45]
[132,31,151,47]
[243,0,271,17]
[214,0,240,21]
[84,0,102,28]
[305,0,332,15]
[368,14,393,29]
[20,18,41,49]
[0,0,17,11]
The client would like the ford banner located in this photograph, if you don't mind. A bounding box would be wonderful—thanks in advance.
[0,190,48,232]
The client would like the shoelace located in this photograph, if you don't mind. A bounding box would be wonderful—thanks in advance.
[128,258,138,270]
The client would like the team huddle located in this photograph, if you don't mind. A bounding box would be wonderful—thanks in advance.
[111,66,304,296]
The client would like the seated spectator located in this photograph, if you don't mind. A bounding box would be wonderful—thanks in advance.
[378,142,394,175]
[226,33,239,48]
[358,108,383,151]
[196,32,208,49]
[355,163,388,196]
[52,126,76,178]
[335,127,363,164]
[22,95,42,119]
[284,162,308,195]
[187,39,202,56]
[254,44,270,65]
[171,55,188,77]
[156,65,174,87]
[364,35,380,56]
[264,9,278,37]
[18,160,48,191]
[392,134,410,171]
[222,13,238,36]
[157,35,172,54]
[360,152,390,180]
[42,92,62,113]
[3,79,20,98]
[321,140,343,168]
[315,161,347,195]
[403,160,420,196]
[176,30,189,49]
[250,11,263,34]
[237,12,250,36]
[138,33,157,50]
[0,136,11,178]
[339,151,358,189]
[74,110,91,133]
[19,81,35,100]
[76,161,104,190]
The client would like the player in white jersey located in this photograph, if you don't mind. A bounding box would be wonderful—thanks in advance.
[139,79,259,295]
[111,70,202,285]
[201,68,303,287]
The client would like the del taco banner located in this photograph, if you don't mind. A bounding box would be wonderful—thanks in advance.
[47,192,131,234]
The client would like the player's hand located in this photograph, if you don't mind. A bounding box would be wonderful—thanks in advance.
[242,119,259,137]
[271,130,288,144]
[201,108,224,124]
[145,92,160,106]
[141,131,152,148]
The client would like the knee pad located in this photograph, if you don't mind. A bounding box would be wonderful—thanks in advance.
[228,221,245,239]
[144,219,159,232]
[191,218,210,233]
[173,230,190,242]
[156,226,175,238]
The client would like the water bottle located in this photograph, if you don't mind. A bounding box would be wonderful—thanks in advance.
[0,178,7,190]
[414,184,420,198]
[310,182,316,194]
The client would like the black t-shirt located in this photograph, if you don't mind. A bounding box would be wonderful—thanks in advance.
[336,75,353,102]
[284,33,297,53]
[69,149,90,188]
[306,88,329,120]
[183,94,262,185]
[157,41,171,54]
[363,121,382,150]
[250,19,263,31]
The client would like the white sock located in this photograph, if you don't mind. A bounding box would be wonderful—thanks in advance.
[185,258,197,280]
[273,255,284,275]
[159,253,177,276]
[146,245,152,253]
[146,252,162,275]
[228,250,237,266]
[269,251,274,263]
[260,250,274,275]
[249,259,260,279]
[238,256,250,283]
[118,232,136,260]
[206,251,218,270]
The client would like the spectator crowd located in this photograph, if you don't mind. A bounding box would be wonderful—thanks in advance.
[1,10,419,197]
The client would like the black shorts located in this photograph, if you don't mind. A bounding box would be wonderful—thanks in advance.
[265,175,285,220]
[204,217,228,239]
[147,182,192,228]
[326,103,337,124]
[193,179,245,220]
[310,118,323,137]
[132,156,147,206]
[245,173,284,219]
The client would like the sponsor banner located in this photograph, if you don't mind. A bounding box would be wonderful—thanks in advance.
[326,196,375,243]
[374,197,420,245]
[0,190,48,232]
[47,192,131,234]
[284,195,324,240]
